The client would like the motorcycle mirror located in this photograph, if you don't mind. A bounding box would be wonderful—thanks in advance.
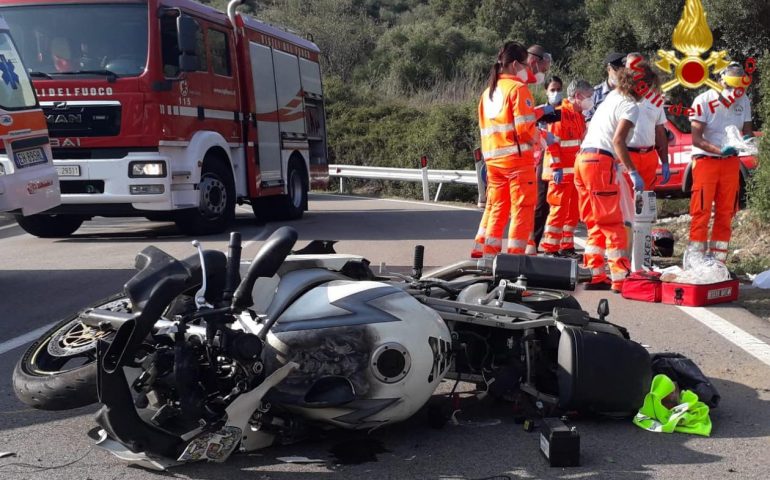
[597,298,610,320]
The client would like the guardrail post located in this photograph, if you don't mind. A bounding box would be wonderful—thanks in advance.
[420,155,430,202]
[339,176,346,194]
[434,183,443,202]
[473,148,487,208]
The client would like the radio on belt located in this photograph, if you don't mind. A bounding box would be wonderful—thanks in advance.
[539,418,580,467]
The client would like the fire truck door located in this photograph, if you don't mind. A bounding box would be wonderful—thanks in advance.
[249,42,281,183]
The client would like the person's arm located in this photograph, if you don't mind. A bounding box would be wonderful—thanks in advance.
[612,119,637,173]
[691,120,722,155]
[654,124,669,164]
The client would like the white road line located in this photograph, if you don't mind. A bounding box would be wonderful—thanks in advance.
[0,322,56,356]
[678,306,770,368]
[0,222,19,232]
[313,193,480,211]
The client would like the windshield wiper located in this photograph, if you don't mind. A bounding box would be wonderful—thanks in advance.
[28,71,54,79]
[57,69,119,83]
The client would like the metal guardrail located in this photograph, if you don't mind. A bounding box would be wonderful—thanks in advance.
[328,164,485,204]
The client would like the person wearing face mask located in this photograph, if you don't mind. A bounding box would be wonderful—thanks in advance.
[624,53,671,192]
[473,41,539,257]
[574,65,657,292]
[686,62,754,262]
[584,52,626,122]
[540,79,594,259]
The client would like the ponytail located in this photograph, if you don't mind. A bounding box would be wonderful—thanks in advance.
[487,42,528,100]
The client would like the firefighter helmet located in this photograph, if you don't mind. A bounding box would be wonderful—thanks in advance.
[651,228,675,257]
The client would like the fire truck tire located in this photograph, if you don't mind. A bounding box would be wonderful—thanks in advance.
[253,159,307,221]
[175,156,235,235]
[14,214,84,238]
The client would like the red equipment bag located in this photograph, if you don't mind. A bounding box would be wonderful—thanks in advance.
[621,271,662,303]
[661,279,740,307]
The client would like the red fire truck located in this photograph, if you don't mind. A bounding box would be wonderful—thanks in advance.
[0,0,328,237]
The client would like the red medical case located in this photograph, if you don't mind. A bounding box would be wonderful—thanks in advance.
[621,271,663,303]
[661,279,740,306]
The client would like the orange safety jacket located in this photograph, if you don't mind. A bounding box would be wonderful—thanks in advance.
[543,99,587,180]
[479,74,538,169]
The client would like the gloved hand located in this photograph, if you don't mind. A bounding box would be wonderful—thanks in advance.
[545,131,558,146]
[660,163,671,185]
[553,169,563,185]
[629,170,645,192]
[540,104,555,116]
[720,145,738,156]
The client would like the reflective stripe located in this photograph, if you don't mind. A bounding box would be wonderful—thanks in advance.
[560,139,581,147]
[509,239,528,249]
[549,157,562,165]
[585,245,605,255]
[561,168,574,174]
[607,249,624,259]
[610,271,628,281]
[514,114,536,125]
[480,125,515,136]
[525,245,538,255]
[475,227,486,237]
[591,268,605,276]
[541,239,559,247]
[563,225,576,232]
[688,241,706,252]
[483,144,533,158]
[545,226,563,234]
[713,251,728,261]
[485,237,502,247]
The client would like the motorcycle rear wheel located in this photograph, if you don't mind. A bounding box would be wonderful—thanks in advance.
[12,294,130,411]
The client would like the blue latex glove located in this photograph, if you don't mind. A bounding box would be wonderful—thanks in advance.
[660,163,671,186]
[553,169,563,185]
[540,104,555,116]
[629,170,645,192]
[720,145,738,156]
[545,131,558,146]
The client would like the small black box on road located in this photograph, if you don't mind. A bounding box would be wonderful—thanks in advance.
[539,417,580,467]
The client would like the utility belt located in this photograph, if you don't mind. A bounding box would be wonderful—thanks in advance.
[692,154,738,161]
[579,147,614,159]
[628,146,655,153]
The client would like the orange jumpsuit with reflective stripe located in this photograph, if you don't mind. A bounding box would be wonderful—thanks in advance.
[475,74,538,257]
[627,150,659,191]
[541,100,586,254]
[574,151,631,290]
[689,155,740,261]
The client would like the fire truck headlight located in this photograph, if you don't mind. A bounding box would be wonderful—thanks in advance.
[129,162,166,178]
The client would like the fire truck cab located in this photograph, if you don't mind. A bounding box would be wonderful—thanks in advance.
[0,16,59,217]
[0,0,328,237]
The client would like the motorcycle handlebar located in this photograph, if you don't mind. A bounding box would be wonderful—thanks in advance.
[222,232,242,304]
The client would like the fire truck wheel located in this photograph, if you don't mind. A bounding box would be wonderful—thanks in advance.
[277,159,307,220]
[175,157,235,235]
[14,214,84,238]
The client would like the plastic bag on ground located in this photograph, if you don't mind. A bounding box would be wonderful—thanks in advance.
[675,248,731,284]
[752,269,770,289]
[651,353,720,408]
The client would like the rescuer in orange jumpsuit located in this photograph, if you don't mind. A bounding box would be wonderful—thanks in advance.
[574,66,656,292]
[540,79,594,258]
[475,42,539,257]
[688,62,754,262]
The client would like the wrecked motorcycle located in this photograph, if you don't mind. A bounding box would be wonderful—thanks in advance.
[13,227,651,469]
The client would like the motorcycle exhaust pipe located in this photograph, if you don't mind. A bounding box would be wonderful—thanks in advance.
[493,254,592,291]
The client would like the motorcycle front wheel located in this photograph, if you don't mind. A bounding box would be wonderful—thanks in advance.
[12,294,130,411]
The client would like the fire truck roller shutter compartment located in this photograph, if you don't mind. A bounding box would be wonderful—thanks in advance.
[272,50,306,136]
[249,42,281,183]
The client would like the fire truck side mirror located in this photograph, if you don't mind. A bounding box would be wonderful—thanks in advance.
[177,14,200,73]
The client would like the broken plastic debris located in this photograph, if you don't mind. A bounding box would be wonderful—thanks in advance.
[752,269,770,289]
[0,452,16,459]
[276,456,325,464]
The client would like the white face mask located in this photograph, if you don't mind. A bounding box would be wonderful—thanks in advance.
[516,66,529,82]
[580,97,595,112]
[547,91,563,106]
[534,72,545,86]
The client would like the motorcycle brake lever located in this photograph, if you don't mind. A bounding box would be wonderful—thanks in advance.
[192,240,213,310]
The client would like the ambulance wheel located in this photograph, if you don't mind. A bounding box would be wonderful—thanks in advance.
[15,214,84,238]
[175,156,235,236]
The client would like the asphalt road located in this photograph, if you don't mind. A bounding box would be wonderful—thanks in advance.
[0,194,769,480]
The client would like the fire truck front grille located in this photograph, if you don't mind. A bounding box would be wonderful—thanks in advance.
[43,104,122,137]
[52,148,158,160]
[60,180,105,194]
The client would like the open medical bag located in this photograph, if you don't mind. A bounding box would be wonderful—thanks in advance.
[661,279,739,306]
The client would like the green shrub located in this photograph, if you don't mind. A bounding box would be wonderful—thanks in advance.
[747,53,770,221]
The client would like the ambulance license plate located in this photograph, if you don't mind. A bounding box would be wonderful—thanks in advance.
[14,148,48,168]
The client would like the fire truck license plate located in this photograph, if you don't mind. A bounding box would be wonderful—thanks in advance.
[55,165,81,177]
[13,148,48,168]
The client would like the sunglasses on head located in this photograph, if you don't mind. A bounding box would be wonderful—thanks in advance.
[528,51,552,63]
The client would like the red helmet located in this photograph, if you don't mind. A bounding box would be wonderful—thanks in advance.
[651,228,675,257]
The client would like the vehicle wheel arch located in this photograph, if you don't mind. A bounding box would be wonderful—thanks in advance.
[184,131,234,185]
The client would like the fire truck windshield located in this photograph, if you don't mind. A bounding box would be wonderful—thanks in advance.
[0,32,37,110]
[0,3,148,78]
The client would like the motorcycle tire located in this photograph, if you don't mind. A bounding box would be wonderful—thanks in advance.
[12,294,131,411]
[517,288,581,313]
